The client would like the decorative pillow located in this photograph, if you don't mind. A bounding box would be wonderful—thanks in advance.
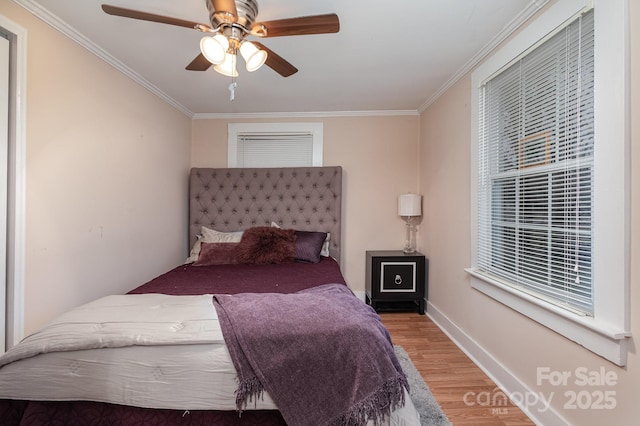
[294,231,328,263]
[193,242,240,266]
[321,232,331,257]
[236,227,296,264]
[201,226,244,243]
[185,234,205,264]
[272,221,331,258]
[185,227,244,264]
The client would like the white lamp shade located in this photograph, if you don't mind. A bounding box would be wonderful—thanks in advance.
[398,194,422,217]
[239,41,267,72]
[200,34,228,65]
[213,53,239,77]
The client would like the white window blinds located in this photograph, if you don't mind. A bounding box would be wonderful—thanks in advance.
[477,9,594,313]
[235,132,314,167]
[227,122,323,168]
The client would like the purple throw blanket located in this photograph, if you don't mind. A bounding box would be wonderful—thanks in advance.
[213,284,408,426]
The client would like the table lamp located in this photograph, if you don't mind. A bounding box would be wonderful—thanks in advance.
[398,193,422,254]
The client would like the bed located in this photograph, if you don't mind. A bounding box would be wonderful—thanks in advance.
[0,166,420,425]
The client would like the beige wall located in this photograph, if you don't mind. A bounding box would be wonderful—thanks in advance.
[419,2,639,424]
[192,115,420,293]
[0,2,192,336]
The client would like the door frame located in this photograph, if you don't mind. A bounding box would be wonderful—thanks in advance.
[0,14,27,351]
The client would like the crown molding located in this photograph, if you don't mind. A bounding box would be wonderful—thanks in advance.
[417,0,550,113]
[12,0,194,118]
[193,109,419,120]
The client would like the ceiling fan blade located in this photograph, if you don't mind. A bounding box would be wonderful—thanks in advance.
[252,42,298,77]
[211,0,238,23]
[101,4,210,30]
[186,53,212,71]
[252,14,339,38]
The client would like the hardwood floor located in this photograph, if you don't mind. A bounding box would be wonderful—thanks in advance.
[380,312,535,425]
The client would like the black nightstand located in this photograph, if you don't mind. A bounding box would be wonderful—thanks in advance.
[365,250,428,315]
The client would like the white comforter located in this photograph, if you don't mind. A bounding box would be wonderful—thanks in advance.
[0,293,420,424]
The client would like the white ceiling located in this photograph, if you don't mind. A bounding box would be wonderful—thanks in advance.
[15,0,540,116]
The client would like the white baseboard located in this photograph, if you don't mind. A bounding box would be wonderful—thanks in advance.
[426,301,568,426]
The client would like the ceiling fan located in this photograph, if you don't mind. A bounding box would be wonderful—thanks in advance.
[101,0,340,79]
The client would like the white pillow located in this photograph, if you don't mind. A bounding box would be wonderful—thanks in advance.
[201,226,244,242]
[185,226,244,264]
[320,233,331,257]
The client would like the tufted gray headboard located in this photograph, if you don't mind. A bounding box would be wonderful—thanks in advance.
[189,167,343,263]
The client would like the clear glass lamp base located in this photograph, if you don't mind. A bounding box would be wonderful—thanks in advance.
[403,217,416,254]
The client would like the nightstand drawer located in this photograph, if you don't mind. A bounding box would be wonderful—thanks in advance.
[380,262,416,292]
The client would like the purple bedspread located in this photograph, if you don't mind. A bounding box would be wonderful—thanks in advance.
[129,256,346,295]
[214,283,408,426]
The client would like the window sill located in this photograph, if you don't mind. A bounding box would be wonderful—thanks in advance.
[466,268,630,366]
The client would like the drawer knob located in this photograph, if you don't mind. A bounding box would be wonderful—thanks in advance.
[394,274,403,285]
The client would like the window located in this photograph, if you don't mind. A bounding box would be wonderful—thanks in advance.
[227,123,323,167]
[469,0,630,366]
[478,10,594,313]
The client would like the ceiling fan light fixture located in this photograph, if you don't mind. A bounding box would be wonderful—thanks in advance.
[214,53,239,77]
[239,41,267,72]
[200,34,229,64]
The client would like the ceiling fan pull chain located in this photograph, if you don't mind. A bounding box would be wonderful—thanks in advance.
[228,52,238,101]
[228,81,238,101]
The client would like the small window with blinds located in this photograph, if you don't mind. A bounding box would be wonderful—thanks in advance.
[476,9,594,313]
[227,123,323,168]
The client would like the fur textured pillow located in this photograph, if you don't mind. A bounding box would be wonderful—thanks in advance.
[236,227,296,264]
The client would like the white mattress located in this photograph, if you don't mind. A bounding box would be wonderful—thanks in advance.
[0,293,420,424]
